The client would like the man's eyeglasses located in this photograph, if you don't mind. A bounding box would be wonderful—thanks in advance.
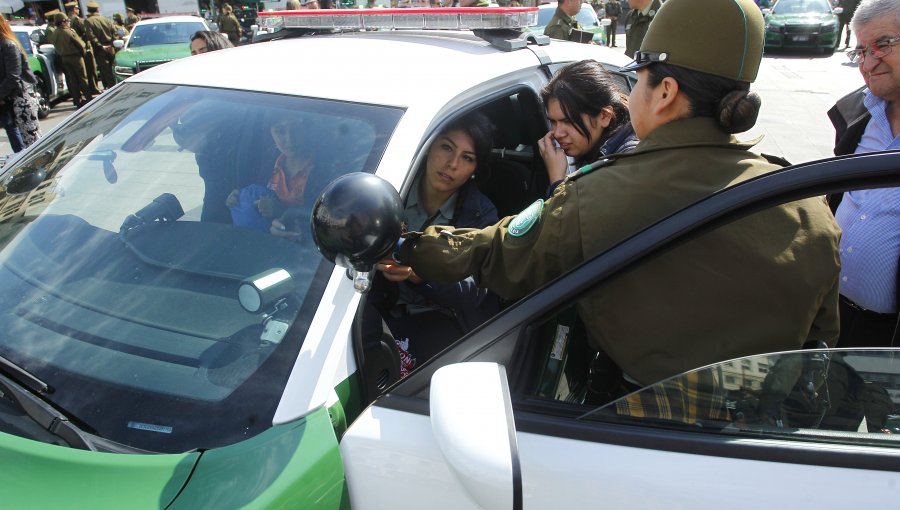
[846,35,900,64]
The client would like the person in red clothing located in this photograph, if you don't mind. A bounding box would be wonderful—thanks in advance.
[226,115,315,233]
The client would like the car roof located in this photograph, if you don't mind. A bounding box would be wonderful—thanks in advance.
[129,30,631,107]
[133,15,208,26]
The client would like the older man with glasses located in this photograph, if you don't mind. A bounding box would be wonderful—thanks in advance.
[827,0,900,348]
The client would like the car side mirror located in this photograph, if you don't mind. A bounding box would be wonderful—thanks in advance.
[310,172,403,293]
[430,363,520,510]
[116,27,127,37]
[3,166,47,195]
[209,22,219,31]
[113,39,124,49]
[29,30,42,43]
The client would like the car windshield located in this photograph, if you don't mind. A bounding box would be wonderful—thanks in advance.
[14,31,34,55]
[772,0,832,14]
[128,21,206,47]
[0,83,402,453]
[575,5,600,27]
[537,5,555,26]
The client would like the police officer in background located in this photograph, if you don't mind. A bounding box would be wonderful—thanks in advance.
[388,0,841,388]
[84,0,117,90]
[604,0,622,47]
[49,13,91,108]
[544,0,583,41]
[624,0,660,57]
[65,1,101,97]
[125,7,141,33]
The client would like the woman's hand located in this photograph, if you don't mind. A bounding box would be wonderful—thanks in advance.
[256,196,277,218]
[270,217,302,241]
[537,131,568,184]
[225,189,240,207]
[376,257,423,284]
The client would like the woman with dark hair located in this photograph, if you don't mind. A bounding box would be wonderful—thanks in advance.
[375,112,499,374]
[537,58,637,194]
[190,30,234,56]
[392,0,841,390]
[0,15,40,152]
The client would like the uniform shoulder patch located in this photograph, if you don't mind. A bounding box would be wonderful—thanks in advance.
[508,199,543,237]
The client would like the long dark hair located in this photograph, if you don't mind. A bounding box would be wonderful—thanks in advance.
[646,63,761,134]
[190,30,234,52]
[540,59,630,165]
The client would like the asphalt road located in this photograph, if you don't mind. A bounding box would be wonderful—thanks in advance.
[0,35,865,165]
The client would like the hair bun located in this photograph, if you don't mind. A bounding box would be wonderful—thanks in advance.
[718,90,761,134]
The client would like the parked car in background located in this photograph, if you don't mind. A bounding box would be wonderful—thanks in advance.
[11,24,67,119]
[762,0,842,54]
[529,1,609,45]
[113,15,212,82]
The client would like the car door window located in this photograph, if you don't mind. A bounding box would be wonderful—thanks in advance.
[576,349,900,445]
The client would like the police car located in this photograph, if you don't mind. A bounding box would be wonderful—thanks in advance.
[11,24,68,118]
[0,5,897,509]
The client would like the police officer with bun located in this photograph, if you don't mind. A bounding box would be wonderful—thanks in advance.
[388,0,842,388]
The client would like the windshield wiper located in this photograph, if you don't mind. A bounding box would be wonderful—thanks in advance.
[0,372,95,451]
[0,354,52,394]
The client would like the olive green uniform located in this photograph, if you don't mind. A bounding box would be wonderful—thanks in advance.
[85,12,117,88]
[49,24,90,107]
[218,13,242,46]
[624,0,660,58]
[401,117,841,385]
[544,6,581,41]
[125,12,140,32]
[69,15,101,95]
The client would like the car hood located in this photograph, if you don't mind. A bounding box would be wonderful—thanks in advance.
[1,431,199,508]
[767,12,836,24]
[116,45,191,66]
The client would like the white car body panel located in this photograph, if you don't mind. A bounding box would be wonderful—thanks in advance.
[129,31,630,106]
[273,267,359,424]
[342,403,900,509]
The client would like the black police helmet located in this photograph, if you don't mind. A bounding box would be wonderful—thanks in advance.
[311,173,403,273]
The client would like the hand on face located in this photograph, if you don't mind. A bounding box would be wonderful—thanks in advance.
[537,131,569,183]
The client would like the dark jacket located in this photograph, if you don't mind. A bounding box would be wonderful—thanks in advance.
[827,86,868,157]
[825,86,867,213]
[0,40,36,100]
[408,180,500,332]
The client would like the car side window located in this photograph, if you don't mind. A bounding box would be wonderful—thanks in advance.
[579,350,900,445]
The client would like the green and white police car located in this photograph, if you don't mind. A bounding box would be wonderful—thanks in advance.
[11,24,68,118]
[113,15,211,82]
[0,6,898,509]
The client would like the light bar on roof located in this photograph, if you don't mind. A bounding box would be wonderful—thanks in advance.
[257,7,538,32]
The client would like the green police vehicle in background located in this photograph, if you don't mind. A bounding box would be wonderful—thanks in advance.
[11,24,68,119]
[113,15,211,82]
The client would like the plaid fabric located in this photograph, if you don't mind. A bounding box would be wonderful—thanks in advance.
[615,370,729,424]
